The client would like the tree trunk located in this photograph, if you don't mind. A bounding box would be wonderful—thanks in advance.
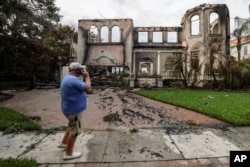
[212,71,218,88]
[28,71,36,90]
[237,37,241,61]
[180,70,188,88]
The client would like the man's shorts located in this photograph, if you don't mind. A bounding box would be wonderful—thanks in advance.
[65,112,82,136]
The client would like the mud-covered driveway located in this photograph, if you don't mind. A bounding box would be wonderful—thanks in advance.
[0,88,229,131]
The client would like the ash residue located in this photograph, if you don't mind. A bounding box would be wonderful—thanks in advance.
[103,113,122,123]
[96,88,161,126]
[165,125,203,135]
[117,91,180,126]
[122,108,154,123]
[95,88,230,131]
[139,147,164,159]
[165,123,233,135]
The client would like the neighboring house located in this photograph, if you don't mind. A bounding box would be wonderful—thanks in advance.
[70,4,230,87]
[230,33,250,60]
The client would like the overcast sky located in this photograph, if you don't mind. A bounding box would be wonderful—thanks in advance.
[55,0,249,32]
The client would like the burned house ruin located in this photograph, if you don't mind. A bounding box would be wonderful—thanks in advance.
[69,3,230,87]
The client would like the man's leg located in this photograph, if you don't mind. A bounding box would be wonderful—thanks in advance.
[65,134,77,155]
[62,127,71,145]
[63,113,82,160]
[58,127,70,148]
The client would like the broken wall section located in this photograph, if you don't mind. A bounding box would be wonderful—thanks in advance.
[132,26,184,87]
[180,3,230,87]
[77,19,134,86]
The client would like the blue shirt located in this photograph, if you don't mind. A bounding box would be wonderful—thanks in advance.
[60,74,87,115]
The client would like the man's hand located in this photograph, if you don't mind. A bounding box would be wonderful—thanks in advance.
[81,69,89,78]
[81,69,92,92]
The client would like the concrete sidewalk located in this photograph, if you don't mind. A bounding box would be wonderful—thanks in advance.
[1,126,249,166]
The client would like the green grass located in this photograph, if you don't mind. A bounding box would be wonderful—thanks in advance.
[134,88,250,126]
[0,106,41,134]
[0,107,41,165]
[0,157,37,167]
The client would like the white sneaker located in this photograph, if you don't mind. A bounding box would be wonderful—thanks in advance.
[63,152,82,160]
[57,143,67,148]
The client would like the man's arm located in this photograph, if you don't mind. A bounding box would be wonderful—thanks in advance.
[82,70,92,93]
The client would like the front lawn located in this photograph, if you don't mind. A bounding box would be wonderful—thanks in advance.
[0,106,41,134]
[0,107,40,165]
[134,89,250,126]
[0,157,37,167]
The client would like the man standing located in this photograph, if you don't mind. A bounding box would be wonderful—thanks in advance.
[58,62,92,160]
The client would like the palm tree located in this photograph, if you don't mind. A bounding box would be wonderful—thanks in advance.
[229,59,250,89]
[195,37,227,88]
[233,4,250,61]
[164,52,188,88]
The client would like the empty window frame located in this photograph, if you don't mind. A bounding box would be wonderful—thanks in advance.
[164,56,174,70]
[138,32,148,43]
[100,26,109,43]
[191,15,200,36]
[244,46,248,56]
[112,66,123,75]
[209,12,221,34]
[138,57,153,76]
[89,25,98,43]
[111,26,121,42]
[153,32,163,43]
[167,31,177,43]
[190,51,199,71]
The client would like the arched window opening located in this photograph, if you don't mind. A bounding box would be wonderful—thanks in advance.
[101,26,109,43]
[112,66,123,75]
[138,32,148,43]
[167,31,177,43]
[191,15,200,36]
[209,12,221,34]
[111,26,121,42]
[153,32,162,43]
[89,25,98,43]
